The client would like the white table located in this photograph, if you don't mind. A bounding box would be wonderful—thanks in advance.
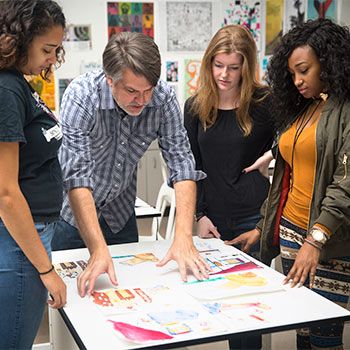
[135,197,161,219]
[49,238,350,349]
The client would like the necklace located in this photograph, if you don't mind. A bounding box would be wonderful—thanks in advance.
[290,98,322,191]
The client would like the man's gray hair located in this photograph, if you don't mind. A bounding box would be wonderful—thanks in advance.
[102,32,161,86]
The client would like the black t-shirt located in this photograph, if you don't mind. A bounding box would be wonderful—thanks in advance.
[0,70,63,222]
[184,92,275,218]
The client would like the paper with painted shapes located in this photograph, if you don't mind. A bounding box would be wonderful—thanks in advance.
[53,260,88,281]
[91,284,172,316]
[183,270,285,300]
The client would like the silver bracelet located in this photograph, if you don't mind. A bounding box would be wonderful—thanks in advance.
[304,238,322,250]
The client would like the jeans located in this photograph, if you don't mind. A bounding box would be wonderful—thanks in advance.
[209,213,262,350]
[51,213,139,251]
[0,221,55,350]
[210,213,261,260]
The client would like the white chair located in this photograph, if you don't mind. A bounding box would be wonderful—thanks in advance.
[150,157,176,240]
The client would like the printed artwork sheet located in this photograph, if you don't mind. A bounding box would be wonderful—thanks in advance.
[199,251,262,275]
[104,290,226,344]
[202,298,274,331]
[183,269,286,300]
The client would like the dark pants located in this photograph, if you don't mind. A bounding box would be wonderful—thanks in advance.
[51,213,138,251]
[210,213,262,350]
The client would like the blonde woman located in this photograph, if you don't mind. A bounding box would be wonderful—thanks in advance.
[184,24,276,350]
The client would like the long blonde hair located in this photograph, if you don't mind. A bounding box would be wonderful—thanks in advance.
[190,24,268,136]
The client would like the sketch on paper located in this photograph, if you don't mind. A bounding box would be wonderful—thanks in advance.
[284,0,306,33]
[92,285,171,315]
[113,252,159,266]
[53,260,88,280]
[166,2,212,51]
[106,299,226,343]
[107,2,154,39]
[222,0,261,51]
[184,59,201,99]
[202,300,272,329]
[200,251,261,275]
[265,0,284,55]
[307,0,336,21]
[184,271,285,300]
[63,24,91,51]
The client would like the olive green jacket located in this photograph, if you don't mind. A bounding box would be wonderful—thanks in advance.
[257,96,350,266]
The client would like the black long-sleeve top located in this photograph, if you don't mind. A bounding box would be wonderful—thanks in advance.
[184,92,275,219]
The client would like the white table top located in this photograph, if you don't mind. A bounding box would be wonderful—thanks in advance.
[52,237,350,349]
[135,197,161,218]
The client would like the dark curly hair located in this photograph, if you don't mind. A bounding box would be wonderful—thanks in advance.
[266,18,350,130]
[0,0,66,80]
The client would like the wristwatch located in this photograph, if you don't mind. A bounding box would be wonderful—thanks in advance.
[309,228,328,245]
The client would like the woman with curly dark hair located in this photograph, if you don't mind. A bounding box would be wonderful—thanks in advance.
[0,1,67,348]
[229,18,350,349]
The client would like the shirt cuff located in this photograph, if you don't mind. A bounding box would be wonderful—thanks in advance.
[63,178,94,191]
[169,170,206,188]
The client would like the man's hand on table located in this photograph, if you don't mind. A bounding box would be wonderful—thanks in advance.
[77,246,118,297]
[156,236,212,282]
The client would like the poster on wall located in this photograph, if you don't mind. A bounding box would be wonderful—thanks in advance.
[58,79,73,106]
[265,0,284,55]
[222,0,261,52]
[28,75,56,111]
[166,2,212,51]
[307,0,336,21]
[184,59,201,99]
[107,2,154,39]
[166,61,178,82]
[63,25,92,51]
[284,0,306,33]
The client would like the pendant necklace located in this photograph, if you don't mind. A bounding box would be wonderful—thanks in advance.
[290,98,322,191]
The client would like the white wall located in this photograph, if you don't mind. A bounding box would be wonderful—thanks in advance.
[54,0,349,115]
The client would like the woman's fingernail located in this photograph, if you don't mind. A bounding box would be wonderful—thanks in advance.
[296,282,301,288]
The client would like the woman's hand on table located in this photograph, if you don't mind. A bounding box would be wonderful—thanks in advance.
[283,240,320,289]
[224,228,261,253]
[197,216,221,239]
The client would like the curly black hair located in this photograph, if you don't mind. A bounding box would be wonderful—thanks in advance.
[0,0,66,80]
[266,18,350,129]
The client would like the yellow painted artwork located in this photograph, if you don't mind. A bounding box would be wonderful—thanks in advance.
[221,272,268,289]
[265,0,284,55]
[28,74,56,111]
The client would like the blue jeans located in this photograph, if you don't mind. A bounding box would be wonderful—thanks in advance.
[0,221,55,349]
[210,213,261,260]
[51,213,139,251]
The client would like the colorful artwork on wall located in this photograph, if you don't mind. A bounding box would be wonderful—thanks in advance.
[222,0,261,51]
[107,2,154,39]
[265,0,284,55]
[166,2,212,51]
[27,74,56,111]
[166,61,178,82]
[307,0,336,21]
[184,59,201,99]
[63,24,92,51]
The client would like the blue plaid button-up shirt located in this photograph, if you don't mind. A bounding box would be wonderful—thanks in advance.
[59,70,205,233]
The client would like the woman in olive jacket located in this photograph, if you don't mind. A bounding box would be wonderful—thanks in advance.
[227,19,350,350]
